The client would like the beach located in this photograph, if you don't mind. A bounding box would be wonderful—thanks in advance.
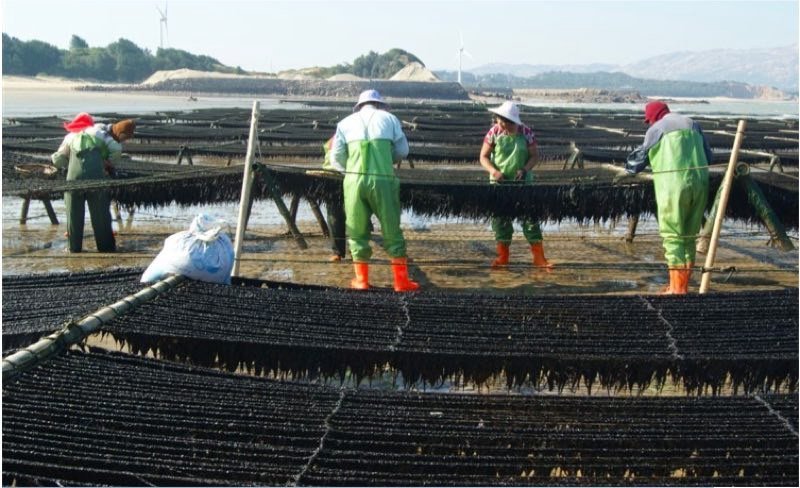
[3,77,797,295]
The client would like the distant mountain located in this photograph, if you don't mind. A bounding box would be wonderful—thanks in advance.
[469,62,616,77]
[468,45,798,93]
[621,44,798,93]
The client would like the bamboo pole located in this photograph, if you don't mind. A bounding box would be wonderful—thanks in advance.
[699,120,747,294]
[231,101,260,278]
[2,274,185,381]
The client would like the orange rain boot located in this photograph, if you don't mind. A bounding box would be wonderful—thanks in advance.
[350,262,370,290]
[530,242,553,271]
[491,243,510,268]
[391,257,420,292]
[672,268,691,295]
[661,267,690,295]
[660,269,677,294]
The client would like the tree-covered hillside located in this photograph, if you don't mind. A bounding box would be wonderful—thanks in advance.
[288,48,424,79]
[2,34,245,82]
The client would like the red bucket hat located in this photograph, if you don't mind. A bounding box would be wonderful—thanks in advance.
[644,101,670,124]
[63,112,95,132]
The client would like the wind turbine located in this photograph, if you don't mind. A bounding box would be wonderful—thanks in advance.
[156,2,169,50]
[455,32,473,85]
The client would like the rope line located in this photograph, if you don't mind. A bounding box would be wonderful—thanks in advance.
[639,296,684,361]
[390,295,410,352]
[291,388,346,486]
[754,394,799,437]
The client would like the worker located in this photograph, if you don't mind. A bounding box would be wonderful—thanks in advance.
[52,114,136,253]
[330,89,419,292]
[479,101,552,270]
[625,101,712,294]
[322,136,347,261]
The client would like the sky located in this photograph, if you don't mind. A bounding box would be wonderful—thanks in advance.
[2,0,798,73]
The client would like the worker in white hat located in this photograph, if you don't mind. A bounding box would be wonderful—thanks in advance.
[479,101,552,270]
[330,89,419,292]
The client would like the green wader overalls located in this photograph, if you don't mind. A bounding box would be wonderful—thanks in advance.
[490,133,543,245]
[649,129,709,267]
[343,127,406,262]
[64,133,116,253]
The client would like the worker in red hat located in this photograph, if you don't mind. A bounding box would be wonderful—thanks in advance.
[52,114,136,253]
[624,101,713,294]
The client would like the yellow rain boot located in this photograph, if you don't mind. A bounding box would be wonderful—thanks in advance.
[491,243,510,268]
[350,262,370,290]
[530,242,553,271]
[391,257,420,292]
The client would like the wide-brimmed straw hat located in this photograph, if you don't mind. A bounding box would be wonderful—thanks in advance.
[63,112,95,133]
[354,89,387,111]
[488,101,522,125]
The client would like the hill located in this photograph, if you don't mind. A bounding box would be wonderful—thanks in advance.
[465,44,798,95]
[622,44,798,93]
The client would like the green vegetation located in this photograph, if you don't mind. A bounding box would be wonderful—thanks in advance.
[314,48,424,79]
[2,33,244,82]
[2,35,423,83]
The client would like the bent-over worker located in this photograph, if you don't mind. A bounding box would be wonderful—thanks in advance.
[52,114,135,253]
[625,101,712,294]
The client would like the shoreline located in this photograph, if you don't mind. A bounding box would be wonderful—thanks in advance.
[3,75,798,120]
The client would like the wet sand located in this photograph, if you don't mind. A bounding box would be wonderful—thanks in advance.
[3,195,796,295]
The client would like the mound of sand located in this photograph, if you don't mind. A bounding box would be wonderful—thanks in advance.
[390,62,440,82]
[326,73,367,81]
[141,69,272,86]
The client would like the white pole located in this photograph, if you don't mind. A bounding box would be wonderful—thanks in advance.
[231,101,260,278]
[699,119,747,294]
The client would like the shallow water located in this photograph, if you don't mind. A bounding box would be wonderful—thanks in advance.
[3,192,796,296]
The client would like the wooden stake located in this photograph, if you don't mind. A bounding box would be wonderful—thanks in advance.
[699,120,747,294]
[231,101,260,278]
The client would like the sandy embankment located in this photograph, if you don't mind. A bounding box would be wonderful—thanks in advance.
[2,75,103,91]
[2,70,261,92]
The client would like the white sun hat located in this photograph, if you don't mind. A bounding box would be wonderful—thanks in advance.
[354,89,387,111]
[488,101,522,125]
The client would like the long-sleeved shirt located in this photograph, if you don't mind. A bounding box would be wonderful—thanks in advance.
[51,123,123,169]
[626,113,713,174]
[330,105,409,173]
